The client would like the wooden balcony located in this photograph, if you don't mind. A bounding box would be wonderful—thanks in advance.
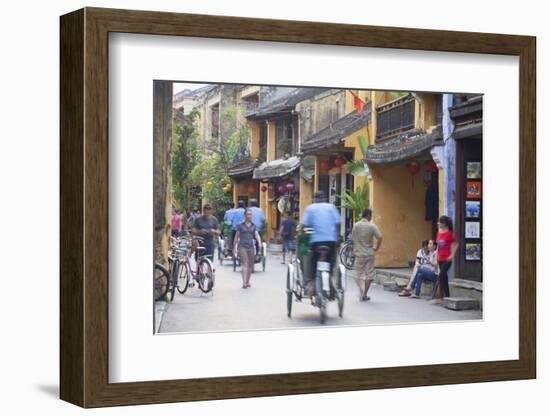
[376,94,415,142]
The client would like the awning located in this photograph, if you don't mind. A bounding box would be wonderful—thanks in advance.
[364,127,443,165]
[227,158,257,177]
[453,120,482,140]
[301,109,371,154]
[252,156,301,180]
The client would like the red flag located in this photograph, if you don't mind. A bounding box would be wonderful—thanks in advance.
[353,95,364,112]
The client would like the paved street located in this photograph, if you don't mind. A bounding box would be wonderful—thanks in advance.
[158,252,482,334]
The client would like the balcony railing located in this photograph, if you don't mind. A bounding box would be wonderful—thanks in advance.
[240,100,260,115]
[376,95,415,141]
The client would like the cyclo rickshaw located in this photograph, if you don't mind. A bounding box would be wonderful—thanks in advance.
[217,221,234,266]
[232,234,267,273]
[285,227,346,324]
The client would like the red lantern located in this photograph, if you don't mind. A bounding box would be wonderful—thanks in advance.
[286,182,295,191]
[405,162,420,188]
[334,156,345,167]
[319,160,330,171]
[261,185,268,193]
[424,160,438,173]
[247,182,255,194]
[278,185,286,193]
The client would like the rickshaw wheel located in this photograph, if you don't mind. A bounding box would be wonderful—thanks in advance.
[319,301,327,324]
[286,269,293,318]
[337,291,344,318]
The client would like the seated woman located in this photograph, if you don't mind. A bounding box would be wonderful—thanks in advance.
[399,240,436,297]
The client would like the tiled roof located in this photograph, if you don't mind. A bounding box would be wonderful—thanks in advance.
[247,88,330,119]
[227,158,257,177]
[301,109,371,153]
[364,127,443,165]
[252,156,301,180]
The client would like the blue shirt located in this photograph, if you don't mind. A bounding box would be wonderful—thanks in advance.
[249,206,265,232]
[301,202,341,243]
[231,208,245,230]
[223,208,234,224]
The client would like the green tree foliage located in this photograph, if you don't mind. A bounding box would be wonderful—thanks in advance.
[184,105,252,219]
[171,109,201,210]
[338,183,370,223]
[343,134,370,177]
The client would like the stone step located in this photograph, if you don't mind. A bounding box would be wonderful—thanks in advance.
[443,297,481,311]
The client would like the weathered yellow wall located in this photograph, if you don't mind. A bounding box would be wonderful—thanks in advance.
[267,121,276,162]
[371,164,433,267]
[259,186,270,239]
[299,177,313,219]
[249,122,260,158]
[313,156,319,192]
[414,93,437,131]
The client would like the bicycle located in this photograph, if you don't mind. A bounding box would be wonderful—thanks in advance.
[175,236,215,295]
[338,238,355,270]
[154,262,170,301]
[167,235,191,301]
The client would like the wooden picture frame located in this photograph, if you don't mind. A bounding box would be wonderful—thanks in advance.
[60,7,536,408]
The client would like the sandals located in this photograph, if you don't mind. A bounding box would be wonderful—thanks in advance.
[398,289,411,297]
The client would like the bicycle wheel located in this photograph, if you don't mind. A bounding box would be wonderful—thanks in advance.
[198,258,215,293]
[176,261,190,294]
[339,242,355,270]
[154,262,170,302]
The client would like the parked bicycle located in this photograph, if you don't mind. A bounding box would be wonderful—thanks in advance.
[339,237,355,270]
[173,235,215,296]
[154,262,170,302]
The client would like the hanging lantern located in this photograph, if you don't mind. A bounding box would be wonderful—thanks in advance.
[223,185,231,193]
[334,156,346,167]
[261,185,268,193]
[286,182,295,191]
[278,185,286,193]
[319,160,330,171]
[424,160,438,173]
[247,182,255,194]
[405,162,420,188]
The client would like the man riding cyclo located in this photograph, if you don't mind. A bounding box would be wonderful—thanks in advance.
[299,191,341,294]
[221,202,235,251]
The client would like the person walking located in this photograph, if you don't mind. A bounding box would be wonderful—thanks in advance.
[279,210,296,264]
[171,209,182,238]
[351,208,383,301]
[233,208,262,289]
[191,204,219,260]
[433,215,458,303]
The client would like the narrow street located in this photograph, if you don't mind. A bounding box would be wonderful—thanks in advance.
[158,252,481,334]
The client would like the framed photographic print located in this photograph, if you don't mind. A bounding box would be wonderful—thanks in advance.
[465,201,481,218]
[465,221,481,239]
[60,7,536,408]
[465,243,482,261]
[466,161,481,179]
[466,180,482,199]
